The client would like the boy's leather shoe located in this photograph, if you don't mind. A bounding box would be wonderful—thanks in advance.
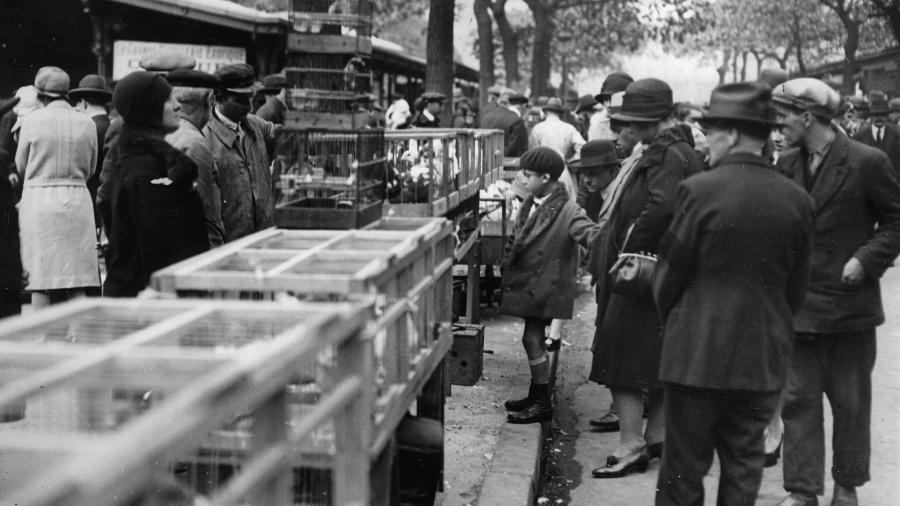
[831,485,857,506]
[507,401,552,424]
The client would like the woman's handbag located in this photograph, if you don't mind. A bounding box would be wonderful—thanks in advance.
[608,223,657,301]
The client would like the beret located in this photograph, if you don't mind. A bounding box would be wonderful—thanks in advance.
[139,52,196,72]
[520,146,564,180]
[772,78,841,119]
[165,69,218,89]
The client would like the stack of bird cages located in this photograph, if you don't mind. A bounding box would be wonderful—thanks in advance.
[273,128,386,229]
[151,218,455,448]
[286,0,375,129]
[383,129,485,218]
[0,298,377,505]
[474,128,505,188]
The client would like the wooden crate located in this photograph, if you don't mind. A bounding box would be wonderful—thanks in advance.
[448,323,485,386]
[273,128,386,229]
[0,298,377,505]
[474,129,505,188]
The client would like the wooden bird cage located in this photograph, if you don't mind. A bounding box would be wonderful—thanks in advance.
[0,298,381,505]
[273,128,386,229]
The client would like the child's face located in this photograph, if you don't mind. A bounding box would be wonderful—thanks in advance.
[522,169,551,196]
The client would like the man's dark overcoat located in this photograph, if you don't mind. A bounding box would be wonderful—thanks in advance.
[776,130,900,333]
[654,152,815,391]
[588,124,703,386]
[853,122,900,177]
[480,107,528,158]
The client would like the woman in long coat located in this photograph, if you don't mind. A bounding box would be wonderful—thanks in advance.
[589,78,704,478]
[15,67,99,307]
[104,71,208,297]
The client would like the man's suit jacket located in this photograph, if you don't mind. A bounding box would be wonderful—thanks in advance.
[480,107,528,157]
[777,131,900,333]
[654,153,814,391]
[853,122,900,176]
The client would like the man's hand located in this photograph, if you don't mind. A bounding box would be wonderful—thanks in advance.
[7,173,19,187]
[842,257,866,285]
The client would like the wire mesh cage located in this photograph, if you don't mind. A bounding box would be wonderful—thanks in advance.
[0,299,374,506]
[288,0,374,54]
[273,128,386,229]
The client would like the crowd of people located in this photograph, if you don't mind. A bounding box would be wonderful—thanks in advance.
[493,69,900,506]
[0,50,897,506]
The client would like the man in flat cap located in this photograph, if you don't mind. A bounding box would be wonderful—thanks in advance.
[853,91,900,176]
[255,74,289,125]
[205,63,279,243]
[654,81,814,505]
[165,69,225,248]
[772,77,900,506]
[481,91,529,157]
[412,92,445,128]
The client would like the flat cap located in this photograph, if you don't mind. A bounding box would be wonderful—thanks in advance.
[214,63,263,94]
[596,71,634,102]
[421,91,446,103]
[34,66,69,98]
[261,74,286,92]
[772,78,841,119]
[139,52,196,73]
[165,69,218,89]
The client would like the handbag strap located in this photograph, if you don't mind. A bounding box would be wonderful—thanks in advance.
[619,222,636,253]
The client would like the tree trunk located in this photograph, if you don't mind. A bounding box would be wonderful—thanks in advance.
[427,0,455,125]
[491,0,521,87]
[791,13,806,74]
[740,50,749,81]
[840,17,860,95]
[731,50,739,82]
[717,48,732,85]
[750,50,762,79]
[524,0,555,96]
[473,0,495,108]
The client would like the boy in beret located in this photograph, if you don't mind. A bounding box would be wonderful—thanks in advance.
[501,146,603,424]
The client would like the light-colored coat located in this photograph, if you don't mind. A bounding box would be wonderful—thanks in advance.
[15,100,99,289]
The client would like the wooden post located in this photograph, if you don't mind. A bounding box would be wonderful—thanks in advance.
[333,333,373,505]
[248,389,291,505]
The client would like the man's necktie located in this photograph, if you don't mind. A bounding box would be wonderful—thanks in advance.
[877,127,883,144]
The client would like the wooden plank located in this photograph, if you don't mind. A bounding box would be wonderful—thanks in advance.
[333,323,373,506]
[287,33,373,54]
[264,230,352,277]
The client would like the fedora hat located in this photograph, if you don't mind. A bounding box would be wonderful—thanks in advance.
[699,81,780,128]
[610,78,673,123]
[568,140,619,171]
[575,94,597,114]
[542,97,566,114]
[34,66,70,98]
[595,71,634,102]
[214,63,263,94]
[69,74,112,101]
[869,95,890,116]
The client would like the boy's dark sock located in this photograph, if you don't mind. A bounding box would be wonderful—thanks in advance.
[529,354,550,385]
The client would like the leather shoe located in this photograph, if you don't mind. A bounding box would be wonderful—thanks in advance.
[831,485,857,506]
[505,384,537,412]
[589,411,619,432]
[507,400,552,424]
[592,451,649,478]
[778,492,818,506]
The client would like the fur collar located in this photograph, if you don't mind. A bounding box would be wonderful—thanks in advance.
[118,125,198,189]
[506,183,570,264]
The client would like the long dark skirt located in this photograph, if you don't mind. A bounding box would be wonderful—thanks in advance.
[588,292,663,389]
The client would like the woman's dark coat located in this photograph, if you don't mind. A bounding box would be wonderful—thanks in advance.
[588,124,703,387]
[500,184,601,320]
[104,126,209,297]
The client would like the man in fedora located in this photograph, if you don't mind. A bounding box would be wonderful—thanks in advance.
[205,63,279,243]
[653,81,815,505]
[256,73,289,125]
[889,98,900,125]
[69,74,112,224]
[569,139,619,220]
[853,91,900,176]
[589,71,633,141]
[529,97,586,162]
[165,69,225,248]
[412,92,445,128]
[773,78,900,506]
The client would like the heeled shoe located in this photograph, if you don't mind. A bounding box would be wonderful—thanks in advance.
[643,442,663,461]
[591,450,649,478]
[589,411,620,432]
